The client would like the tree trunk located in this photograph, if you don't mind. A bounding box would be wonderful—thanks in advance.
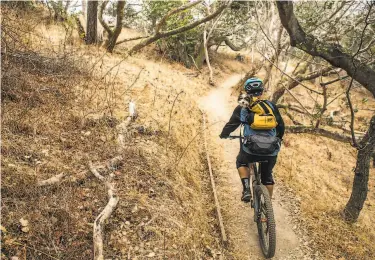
[105,1,125,52]
[195,41,206,69]
[343,115,375,222]
[86,1,98,45]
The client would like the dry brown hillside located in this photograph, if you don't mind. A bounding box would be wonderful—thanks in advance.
[2,5,375,260]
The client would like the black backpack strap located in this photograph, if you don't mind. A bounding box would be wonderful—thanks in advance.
[258,101,271,114]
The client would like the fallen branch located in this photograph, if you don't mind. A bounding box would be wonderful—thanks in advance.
[89,161,119,260]
[37,173,66,186]
[88,161,105,181]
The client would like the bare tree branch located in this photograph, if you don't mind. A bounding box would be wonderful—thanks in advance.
[320,75,350,86]
[99,0,111,36]
[276,1,375,96]
[286,125,352,143]
[115,35,150,45]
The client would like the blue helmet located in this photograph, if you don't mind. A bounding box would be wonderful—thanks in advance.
[244,77,264,96]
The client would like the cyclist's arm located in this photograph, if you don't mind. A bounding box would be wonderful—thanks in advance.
[271,103,285,139]
[220,105,242,138]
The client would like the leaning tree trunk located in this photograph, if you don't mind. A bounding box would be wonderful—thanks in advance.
[343,115,375,222]
[86,1,98,45]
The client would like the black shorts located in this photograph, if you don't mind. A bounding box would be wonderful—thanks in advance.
[236,149,277,185]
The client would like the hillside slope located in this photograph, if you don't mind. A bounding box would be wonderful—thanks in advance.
[2,6,375,260]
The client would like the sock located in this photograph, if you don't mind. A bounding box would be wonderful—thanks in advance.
[241,178,250,190]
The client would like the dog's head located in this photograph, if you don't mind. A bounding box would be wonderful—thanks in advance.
[237,93,251,107]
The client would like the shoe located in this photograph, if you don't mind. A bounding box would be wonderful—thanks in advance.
[241,188,251,203]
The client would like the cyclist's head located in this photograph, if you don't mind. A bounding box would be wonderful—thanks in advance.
[244,77,264,96]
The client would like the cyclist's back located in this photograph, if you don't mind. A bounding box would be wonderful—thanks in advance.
[219,78,285,202]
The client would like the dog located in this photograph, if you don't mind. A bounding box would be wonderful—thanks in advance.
[237,93,251,107]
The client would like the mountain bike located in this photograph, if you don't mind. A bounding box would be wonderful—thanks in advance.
[229,135,276,258]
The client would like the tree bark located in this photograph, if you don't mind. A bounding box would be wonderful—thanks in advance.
[86,0,98,44]
[276,1,375,97]
[343,115,375,222]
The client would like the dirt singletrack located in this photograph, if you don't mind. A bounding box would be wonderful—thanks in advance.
[199,75,307,259]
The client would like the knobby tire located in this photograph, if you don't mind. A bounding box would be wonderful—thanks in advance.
[255,185,276,258]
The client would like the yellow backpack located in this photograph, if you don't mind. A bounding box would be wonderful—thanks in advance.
[248,99,278,130]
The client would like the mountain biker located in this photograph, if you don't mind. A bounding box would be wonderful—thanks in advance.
[219,78,285,202]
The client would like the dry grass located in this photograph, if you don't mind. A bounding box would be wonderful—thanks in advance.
[1,6,223,259]
[276,134,375,259]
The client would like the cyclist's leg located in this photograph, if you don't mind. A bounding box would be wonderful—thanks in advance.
[236,150,252,201]
[260,156,277,198]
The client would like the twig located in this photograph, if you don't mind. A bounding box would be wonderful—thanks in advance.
[202,112,227,243]
[175,120,224,168]
[121,68,144,95]
[282,83,314,118]
[320,75,350,86]
[259,50,325,95]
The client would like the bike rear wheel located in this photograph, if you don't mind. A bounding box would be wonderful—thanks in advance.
[255,185,276,258]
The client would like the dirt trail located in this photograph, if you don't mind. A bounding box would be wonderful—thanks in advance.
[199,75,302,259]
